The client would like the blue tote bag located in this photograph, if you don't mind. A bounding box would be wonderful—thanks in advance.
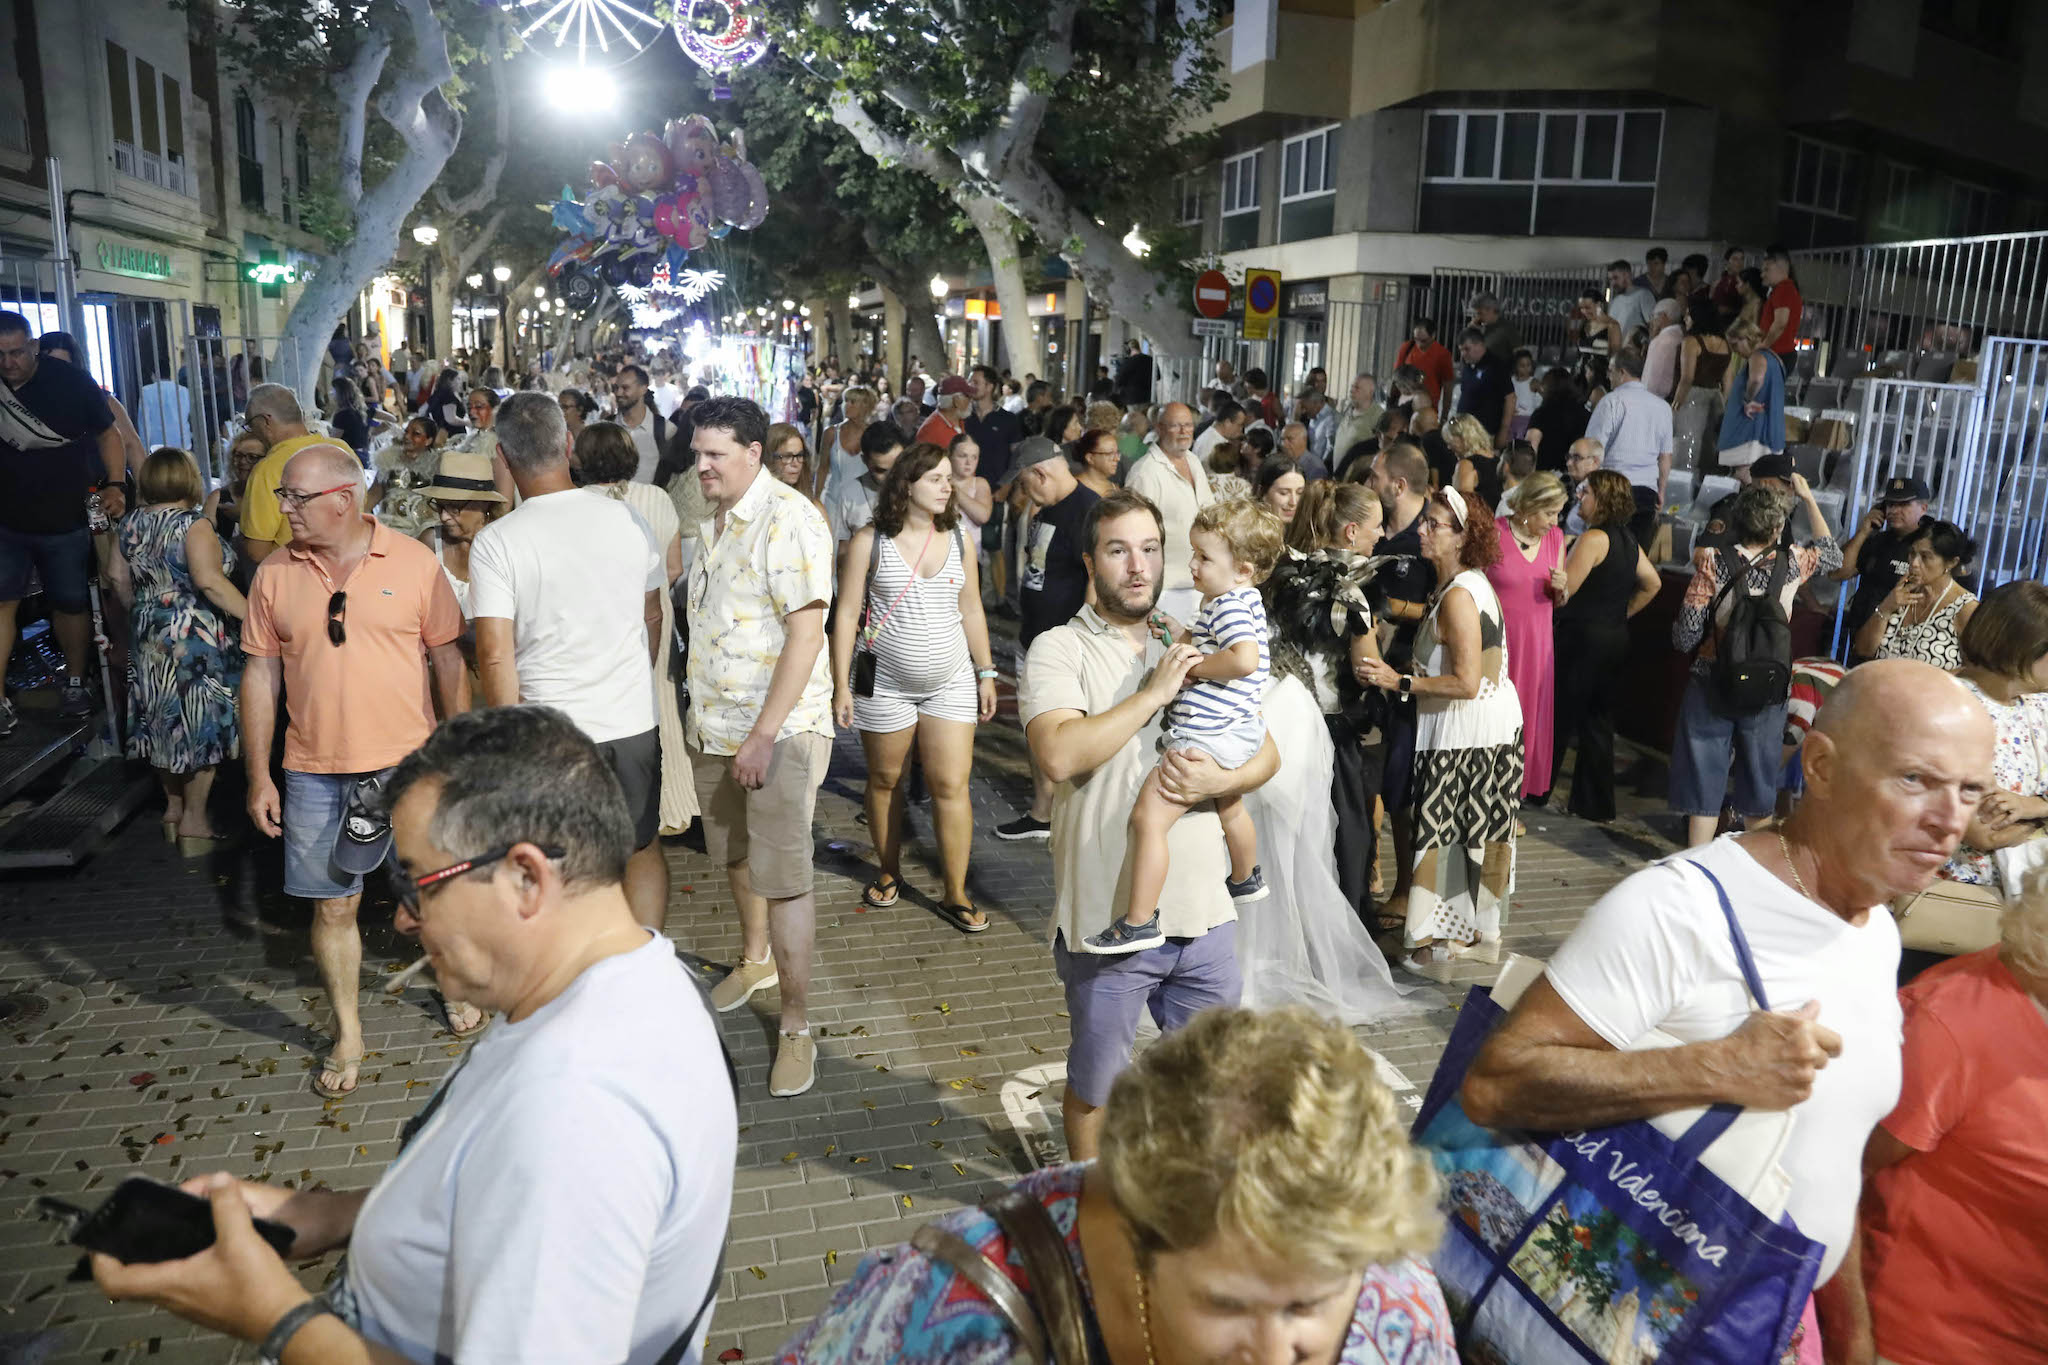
[1411,862,1825,1365]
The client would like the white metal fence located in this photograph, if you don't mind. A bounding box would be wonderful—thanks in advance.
[1830,335,2048,652]
[1416,265,1606,365]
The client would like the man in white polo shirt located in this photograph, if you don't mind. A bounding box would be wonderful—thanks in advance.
[470,392,669,931]
[1583,345,1673,545]
[1020,486,1279,1160]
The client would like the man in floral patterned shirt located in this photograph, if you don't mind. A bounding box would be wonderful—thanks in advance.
[684,395,836,1098]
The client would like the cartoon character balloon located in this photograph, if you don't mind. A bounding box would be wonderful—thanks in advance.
[550,111,770,310]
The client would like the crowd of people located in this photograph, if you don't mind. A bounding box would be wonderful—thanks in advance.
[1,232,2042,1365]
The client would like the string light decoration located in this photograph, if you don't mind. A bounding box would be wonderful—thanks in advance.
[672,0,770,98]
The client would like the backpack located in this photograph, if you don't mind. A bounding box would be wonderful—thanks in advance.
[1706,545,1793,712]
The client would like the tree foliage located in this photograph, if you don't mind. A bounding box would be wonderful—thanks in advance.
[757,0,1226,341]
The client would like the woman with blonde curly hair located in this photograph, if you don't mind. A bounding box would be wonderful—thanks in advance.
[776,1006,1454,1363]
[1444,411,1503,510]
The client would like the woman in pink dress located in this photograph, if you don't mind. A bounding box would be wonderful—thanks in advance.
[1486,472,1569,800]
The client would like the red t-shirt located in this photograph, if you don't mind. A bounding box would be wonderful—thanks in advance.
[1396,340,1456,406]
[1861,948,2048,1364]
[1764,280,1802,356]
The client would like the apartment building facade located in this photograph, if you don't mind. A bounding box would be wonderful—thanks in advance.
[0,0,327,402]
[1177,0,2048,395]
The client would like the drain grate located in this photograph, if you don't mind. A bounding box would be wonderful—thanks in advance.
[0,991,50,1026]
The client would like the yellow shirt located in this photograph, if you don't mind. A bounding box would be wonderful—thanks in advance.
[239,433,339,549]
[683,468,835,755]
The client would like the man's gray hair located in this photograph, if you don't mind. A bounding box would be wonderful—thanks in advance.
[495,390,570,473]
[245,383,303,425]
[1471,292,1501,312]
[1611,345,1647,381]
[1570,437,1605,462]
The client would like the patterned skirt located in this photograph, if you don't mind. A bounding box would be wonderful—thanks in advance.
[1404,733,1522,949]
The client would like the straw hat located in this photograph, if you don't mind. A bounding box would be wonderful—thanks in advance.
[417,448,507,503]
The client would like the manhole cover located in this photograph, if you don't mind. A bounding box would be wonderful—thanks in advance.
[0,991,50,1026]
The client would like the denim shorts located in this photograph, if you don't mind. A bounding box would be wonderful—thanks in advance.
[1160,713,1266,770]
[283,768,394,900]
[1666,678,1784,819]
[0,524,93,611]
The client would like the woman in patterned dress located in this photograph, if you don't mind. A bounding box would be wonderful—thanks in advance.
[777,1007,1455,1365]
[105,448,247,856]
[1851,520,1978,670]
[1358,488,1523,981]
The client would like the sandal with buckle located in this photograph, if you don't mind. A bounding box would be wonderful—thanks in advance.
[862,874,900,909]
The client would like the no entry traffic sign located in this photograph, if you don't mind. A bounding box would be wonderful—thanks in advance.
[1193,269,1231,320]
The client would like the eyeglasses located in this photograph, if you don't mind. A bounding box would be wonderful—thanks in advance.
[327,590,347,646]
[278,482,356,511]
[1421,518,1458,533]
[390,844,567,917]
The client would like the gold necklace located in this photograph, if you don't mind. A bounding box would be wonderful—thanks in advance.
[1777,831,1810,899]
[1135,1267,1159,1365]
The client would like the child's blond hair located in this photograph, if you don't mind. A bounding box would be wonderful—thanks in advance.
[1192,498,1286,583]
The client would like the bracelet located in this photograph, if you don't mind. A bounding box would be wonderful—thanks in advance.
[259,1299,335,1365]
[975,668,998,680]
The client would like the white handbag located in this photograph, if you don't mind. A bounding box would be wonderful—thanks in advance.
[1490,944,1798,1221]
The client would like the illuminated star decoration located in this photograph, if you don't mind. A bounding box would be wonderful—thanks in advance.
[514,0,666,67]
[675,269,725,304]
[615,283,651,305]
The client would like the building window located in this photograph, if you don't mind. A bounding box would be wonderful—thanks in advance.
[104,42,191,196]
[1175,173,1201,225]
[1419,109,1660,236]
[1220,150,1261,216]
[1879,161,1922,234]
[235,90,264,211]
[1947,180,1994,237]
[1780,135,1858,219]
[1280,125,1336,203]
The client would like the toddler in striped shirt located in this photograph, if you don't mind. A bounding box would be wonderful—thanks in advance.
[1087,499,1284,954]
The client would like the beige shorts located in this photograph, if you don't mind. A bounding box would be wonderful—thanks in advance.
[689,732,832,900]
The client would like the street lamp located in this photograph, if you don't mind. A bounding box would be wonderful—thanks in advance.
[466,273,483,290]
[533,284,547,299]
[780,298,796,311]
[411,225,440,353]
[929,273,948,299]
[492,265,512,283]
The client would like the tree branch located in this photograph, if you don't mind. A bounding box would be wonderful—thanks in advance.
[827,90,961,187]
[333,30,392,212]
[434,14,511,219]
[452,205,510,281]
[982,0,1079,172]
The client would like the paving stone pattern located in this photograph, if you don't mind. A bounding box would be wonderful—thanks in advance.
[0,654,1673,1363]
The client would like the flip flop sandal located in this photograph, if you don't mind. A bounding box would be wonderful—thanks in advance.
[436,992,490,1041]
[311,1052,363,1100]
[862,875,900,909]
[934,902,989,934]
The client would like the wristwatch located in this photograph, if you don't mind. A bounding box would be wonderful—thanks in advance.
[260,1299,337,1364]
[975,668,998,680]
[1399,675,1414,695]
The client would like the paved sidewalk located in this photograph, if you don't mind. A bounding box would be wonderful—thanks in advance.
[0,684,1673,1362]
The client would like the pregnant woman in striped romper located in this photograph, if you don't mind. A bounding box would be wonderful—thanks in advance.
[829,442,1000,933]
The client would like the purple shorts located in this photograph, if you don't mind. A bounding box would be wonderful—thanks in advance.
[1052,921,1241,1106]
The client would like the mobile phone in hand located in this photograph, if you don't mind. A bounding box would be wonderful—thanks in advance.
[40,1177,295,1264]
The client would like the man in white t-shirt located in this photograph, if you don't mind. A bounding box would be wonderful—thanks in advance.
[93,706,736,1365]
[1462,661,1993,1330]
[471,392,669,930]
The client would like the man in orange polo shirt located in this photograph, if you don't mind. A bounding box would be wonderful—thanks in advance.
[240,442,469,1100]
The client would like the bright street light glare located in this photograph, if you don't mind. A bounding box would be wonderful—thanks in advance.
[466,273,484,289]
[533,285,547,299]
[411,224,439,246]
[780,298,796,310]
[492,265,513,283]
[928,274,947,298]
[545,64,612,113]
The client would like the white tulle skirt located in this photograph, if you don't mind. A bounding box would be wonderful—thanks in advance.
[1238,675,1427,1024]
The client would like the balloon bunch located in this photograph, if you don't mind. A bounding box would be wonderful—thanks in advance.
[549,115,769,311]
